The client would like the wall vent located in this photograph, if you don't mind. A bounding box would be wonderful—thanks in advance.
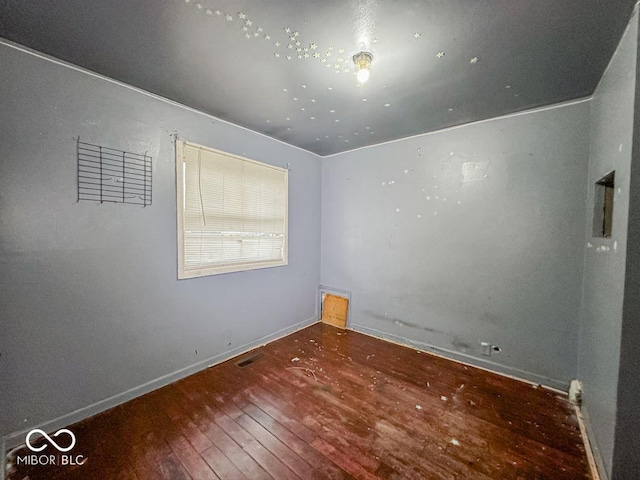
[235,351,266,368]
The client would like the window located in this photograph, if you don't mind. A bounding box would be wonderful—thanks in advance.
[176,140,288,279]
[593,171,615,238]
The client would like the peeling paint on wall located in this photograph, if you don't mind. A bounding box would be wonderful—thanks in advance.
[462,161,489,182]
[366,311,439,333]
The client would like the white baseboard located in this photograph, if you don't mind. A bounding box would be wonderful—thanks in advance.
[2,315,318,454]
[575,405,603,480]
[579,405,610,480]
[350,323,569,393]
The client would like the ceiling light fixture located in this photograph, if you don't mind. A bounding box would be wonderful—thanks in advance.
[353,51,373,83]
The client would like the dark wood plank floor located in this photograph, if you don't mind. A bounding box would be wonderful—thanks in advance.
[6,323,591,479]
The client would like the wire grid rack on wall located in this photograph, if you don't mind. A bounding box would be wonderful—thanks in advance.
[77,139,152,206]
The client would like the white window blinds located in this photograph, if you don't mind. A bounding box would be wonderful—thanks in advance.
[176,140,288,278]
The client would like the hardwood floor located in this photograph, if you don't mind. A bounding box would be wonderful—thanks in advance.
[6,323,592,479]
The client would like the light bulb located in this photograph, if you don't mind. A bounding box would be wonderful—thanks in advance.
[357,68,370,83]
[353,51,373,84]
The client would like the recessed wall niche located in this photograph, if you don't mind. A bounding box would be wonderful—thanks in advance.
[593,171,615,238]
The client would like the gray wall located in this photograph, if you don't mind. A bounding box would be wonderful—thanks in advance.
[577,9,638,479]
[612,9,640,480]
[0,43,321,440]
[321,101,590,389]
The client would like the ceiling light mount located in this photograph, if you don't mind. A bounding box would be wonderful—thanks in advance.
[353,51,373,83]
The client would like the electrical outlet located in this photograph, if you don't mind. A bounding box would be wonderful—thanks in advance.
[481,342,491,356]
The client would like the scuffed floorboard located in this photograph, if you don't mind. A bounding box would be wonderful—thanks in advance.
[6,323,591,479]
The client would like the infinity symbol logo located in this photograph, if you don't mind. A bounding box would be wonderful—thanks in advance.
[26,429,76,452]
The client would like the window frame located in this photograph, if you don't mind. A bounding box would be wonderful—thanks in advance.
[175,140,288,279]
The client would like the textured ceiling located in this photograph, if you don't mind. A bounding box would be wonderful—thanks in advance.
[0,0,636,156]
